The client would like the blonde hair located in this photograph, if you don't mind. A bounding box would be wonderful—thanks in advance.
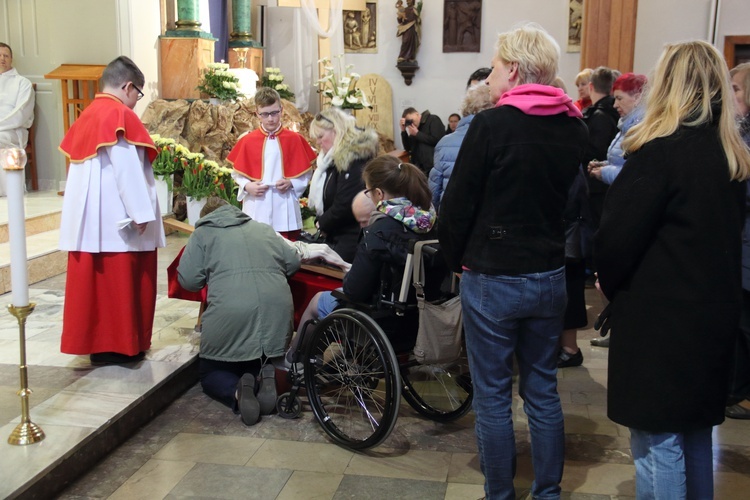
[461,83,495,116]
[495,23,559,86]
[309,107,358,155]
[730,62,750,114]
[575,68,593,86]
[623,41,750,181]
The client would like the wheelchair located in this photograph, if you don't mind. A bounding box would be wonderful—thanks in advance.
[276,239,473,450]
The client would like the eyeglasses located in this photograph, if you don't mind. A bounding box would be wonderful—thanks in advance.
[364,188,376,198]
[258,109,282,119]
[315,113,334,125]
[122,82,144,101]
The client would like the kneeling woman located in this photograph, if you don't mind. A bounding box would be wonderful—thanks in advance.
[289,155,436,359]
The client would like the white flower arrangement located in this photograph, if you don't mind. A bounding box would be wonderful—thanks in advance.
[261,67,295,102]
[197,61,242,102]
[315,55,370,110]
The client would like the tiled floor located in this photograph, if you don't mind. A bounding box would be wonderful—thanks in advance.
[54,290,750,499]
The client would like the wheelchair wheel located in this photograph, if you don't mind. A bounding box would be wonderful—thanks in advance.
[400,347,473,422]
[304,309,401,450]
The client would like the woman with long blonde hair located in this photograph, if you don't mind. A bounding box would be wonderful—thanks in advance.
[595,40,750,498]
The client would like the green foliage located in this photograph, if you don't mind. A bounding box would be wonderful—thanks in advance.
[196,62,242,102]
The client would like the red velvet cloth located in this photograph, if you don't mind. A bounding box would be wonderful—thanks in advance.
[166,246,207,302]
[288,267,342,328]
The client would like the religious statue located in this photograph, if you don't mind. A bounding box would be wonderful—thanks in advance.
[344,12,363,49]
[396,0,421,63]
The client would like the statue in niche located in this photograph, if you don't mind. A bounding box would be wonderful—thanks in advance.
[443,0,481,53]
[344,2,378,54]
[361,7,372,47]
[396,0,421,63]
[344,12,363,49]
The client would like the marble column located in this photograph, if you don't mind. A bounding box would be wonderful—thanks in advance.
[230,0,252,42]
[176,0,202,31]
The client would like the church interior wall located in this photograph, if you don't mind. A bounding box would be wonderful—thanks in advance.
[2,0,750,190]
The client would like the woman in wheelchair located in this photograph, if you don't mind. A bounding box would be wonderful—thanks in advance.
[289,154,436,359]
[280,155,471,450]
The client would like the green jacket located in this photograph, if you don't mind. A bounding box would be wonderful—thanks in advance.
[177,205,301,361]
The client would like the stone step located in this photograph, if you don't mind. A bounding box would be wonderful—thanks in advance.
[0,210,61,244]
[0,229,66,295]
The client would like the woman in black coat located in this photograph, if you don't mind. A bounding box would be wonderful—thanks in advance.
[308,108,379,263]
[594,41,750,499]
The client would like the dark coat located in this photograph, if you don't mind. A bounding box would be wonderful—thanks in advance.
[595,123,746,432]
[401,110,445,174]
[316,127,379,263]
[439,105,588,275]
[582,95,619,194]
[343,215,427,303]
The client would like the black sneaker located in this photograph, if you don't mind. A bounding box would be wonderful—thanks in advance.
[237,374,260,425]
[256,364,278,416]
[557,349,583,368]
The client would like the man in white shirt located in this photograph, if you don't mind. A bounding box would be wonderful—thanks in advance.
[0,42,35,196]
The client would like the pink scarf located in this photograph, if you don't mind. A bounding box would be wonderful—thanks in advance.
[497,83,582,118]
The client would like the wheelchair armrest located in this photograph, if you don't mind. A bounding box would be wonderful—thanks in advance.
[331,289,378,311]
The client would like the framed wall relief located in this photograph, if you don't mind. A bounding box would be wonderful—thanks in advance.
[567,0,583,52]
[443,0,482,53]
[344,1,378,54]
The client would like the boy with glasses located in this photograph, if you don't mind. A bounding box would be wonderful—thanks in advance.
[58,56,165,364]
[227,87,316,238]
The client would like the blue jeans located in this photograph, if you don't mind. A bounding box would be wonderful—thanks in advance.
[630,427,714,500]
[461,268,567,500]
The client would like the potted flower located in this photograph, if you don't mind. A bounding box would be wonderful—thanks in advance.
[197,62,242,103]
[150,134,179,215]
[299,197,316,230]
[315,55,370,111]
[261,67,295,102]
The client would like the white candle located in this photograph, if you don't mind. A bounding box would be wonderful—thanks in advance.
[2,148,29,307]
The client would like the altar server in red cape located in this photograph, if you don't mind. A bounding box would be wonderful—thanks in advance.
[227,87,315,238]
[58,56,165,365]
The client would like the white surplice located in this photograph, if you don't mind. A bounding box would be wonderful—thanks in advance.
[232,136,312,232]
[59,137,166,253]
[0,68,35,196]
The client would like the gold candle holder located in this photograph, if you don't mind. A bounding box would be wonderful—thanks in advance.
[7,303,45,445]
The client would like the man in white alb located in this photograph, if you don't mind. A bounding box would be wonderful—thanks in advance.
[0,42,35,196]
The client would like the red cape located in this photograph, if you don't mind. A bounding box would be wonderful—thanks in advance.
[59,93,157,163]
[226,127,315,181]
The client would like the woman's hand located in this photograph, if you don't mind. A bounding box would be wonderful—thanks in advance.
[589,166,603,180]
[245,181,269,196]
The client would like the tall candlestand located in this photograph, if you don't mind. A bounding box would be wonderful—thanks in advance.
[7,304,43,445]
[1,147,45,445]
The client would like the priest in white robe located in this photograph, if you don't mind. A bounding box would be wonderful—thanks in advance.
[0,42,35,196]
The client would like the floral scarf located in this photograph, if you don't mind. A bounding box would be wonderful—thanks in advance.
[376,197,436,234]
